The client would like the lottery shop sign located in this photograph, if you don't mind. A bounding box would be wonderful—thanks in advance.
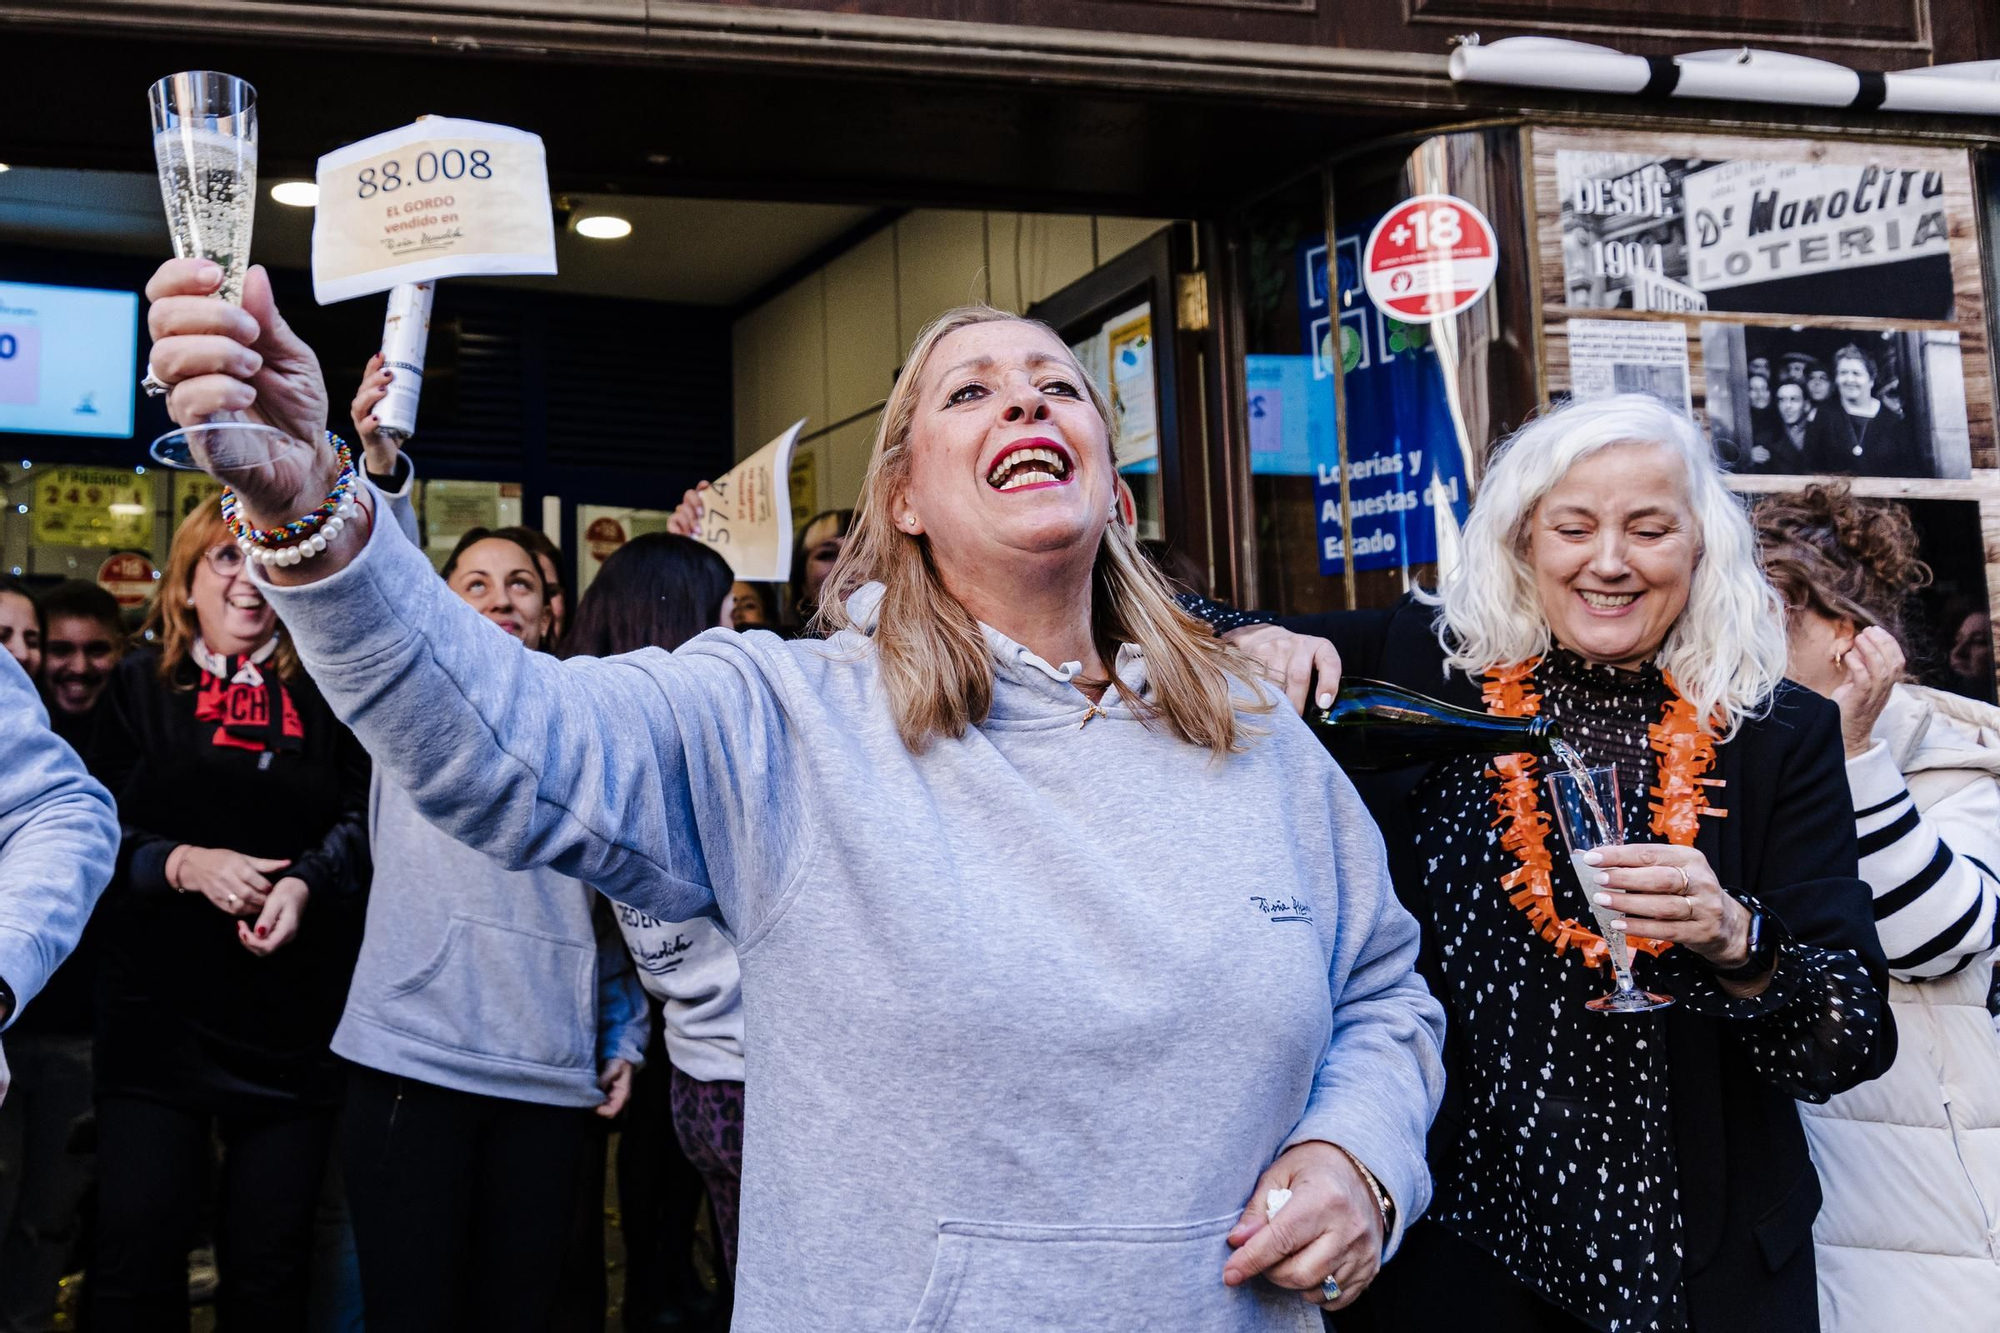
[1361,195,1500,324]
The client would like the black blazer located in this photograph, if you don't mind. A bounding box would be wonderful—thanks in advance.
[1284,596,1896,1332]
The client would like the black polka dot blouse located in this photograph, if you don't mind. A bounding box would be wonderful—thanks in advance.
[1411,649,1881,1333]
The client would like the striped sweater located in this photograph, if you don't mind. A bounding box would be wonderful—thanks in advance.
[1802,681,2000,1331]
[1848,684,2000,979]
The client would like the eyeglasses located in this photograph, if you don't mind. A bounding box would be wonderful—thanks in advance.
[202,544,245,577]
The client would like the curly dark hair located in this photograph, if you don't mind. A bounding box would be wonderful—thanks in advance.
[1752,482,1930,649]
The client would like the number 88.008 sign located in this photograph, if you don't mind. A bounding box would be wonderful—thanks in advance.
[1361,194,1500,325]
[311,117,557,304]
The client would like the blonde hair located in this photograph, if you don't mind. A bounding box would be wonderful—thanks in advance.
[142,500,300,688]
[817,304,1269,754]
[1434,394,1787,738]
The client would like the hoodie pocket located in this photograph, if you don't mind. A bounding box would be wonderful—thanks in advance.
[374,913,593,1070]
[902,1213,1316,1333]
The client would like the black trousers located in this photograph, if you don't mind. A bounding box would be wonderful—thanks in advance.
[1334,1220,1597,1333]
[338,1062,592,1333]
[91,1094,336,1332]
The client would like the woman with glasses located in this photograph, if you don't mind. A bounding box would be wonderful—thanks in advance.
[86,501,370,1332]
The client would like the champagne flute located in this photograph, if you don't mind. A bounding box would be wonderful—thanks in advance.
[1545,762,1673,1014]
[146,71,310,472]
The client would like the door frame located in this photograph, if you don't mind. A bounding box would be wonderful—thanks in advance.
[1028,222,1237,594]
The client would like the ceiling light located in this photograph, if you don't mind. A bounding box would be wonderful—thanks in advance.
[575,215,632,240]
[270,180,319,208]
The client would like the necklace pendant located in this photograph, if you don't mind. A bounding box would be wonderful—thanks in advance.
[1078,704,1104,730]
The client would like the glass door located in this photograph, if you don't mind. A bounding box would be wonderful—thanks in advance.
[1223,126,1539,615]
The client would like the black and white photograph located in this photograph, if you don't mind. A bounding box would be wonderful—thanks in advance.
[1558,149,1959,320]
[1702,323,1971,479]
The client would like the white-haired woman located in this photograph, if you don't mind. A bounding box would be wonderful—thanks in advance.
[140,256,1445,1332]
[1208,395,1894,1333]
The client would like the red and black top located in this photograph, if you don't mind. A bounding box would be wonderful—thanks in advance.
[87,643,370,1112]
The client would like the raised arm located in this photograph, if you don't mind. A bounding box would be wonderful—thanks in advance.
[1834,635,1998,980]
[0,653,119,1026]
[1849,735,2000,979]
[143,258,804,928]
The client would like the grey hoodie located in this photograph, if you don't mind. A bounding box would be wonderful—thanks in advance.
[259,487,1445,1332]
[326,465,649,1106]
[331,772,651,1107]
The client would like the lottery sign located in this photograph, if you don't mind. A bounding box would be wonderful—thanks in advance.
[1360,194,1499,325]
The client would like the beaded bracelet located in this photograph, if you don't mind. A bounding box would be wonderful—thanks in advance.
[221,432,362,567]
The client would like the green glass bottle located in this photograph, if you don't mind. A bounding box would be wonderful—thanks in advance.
[1308,678,1562,771]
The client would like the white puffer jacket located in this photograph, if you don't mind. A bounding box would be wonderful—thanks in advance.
[1803,684,2000,1332]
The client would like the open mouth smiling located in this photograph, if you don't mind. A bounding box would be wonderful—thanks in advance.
[985,440,1074,492]
[1578,590,1639,611]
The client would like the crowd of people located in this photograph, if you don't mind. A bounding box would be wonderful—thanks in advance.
[1742,348,1923,477]
[0,251,1995,1333]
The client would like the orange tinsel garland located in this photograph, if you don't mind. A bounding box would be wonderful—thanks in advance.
[1481,659,1725,976]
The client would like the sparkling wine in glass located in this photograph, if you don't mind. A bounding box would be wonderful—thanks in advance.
[1545,755,1673,1014]
[147,71,310,472]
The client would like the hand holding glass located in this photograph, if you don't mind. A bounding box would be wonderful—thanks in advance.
[147,71,311,472]
[1545,762,1674,1014]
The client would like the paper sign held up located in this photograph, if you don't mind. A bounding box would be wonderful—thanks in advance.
[697,421,808,582]
[312,117,556,304]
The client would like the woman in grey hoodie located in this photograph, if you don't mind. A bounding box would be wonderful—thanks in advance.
[326,506,650,1332]
[147,262,1445,1333]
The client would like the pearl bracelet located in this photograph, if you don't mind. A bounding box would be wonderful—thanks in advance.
[221,433,361,566]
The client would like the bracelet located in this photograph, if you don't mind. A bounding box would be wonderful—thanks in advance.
[221,433,361,567]
[1330,1143,1397,1242]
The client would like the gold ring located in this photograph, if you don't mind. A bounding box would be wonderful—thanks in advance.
[1675,866,1691,893]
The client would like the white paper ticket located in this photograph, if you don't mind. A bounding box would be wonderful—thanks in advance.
[312,117,556,304]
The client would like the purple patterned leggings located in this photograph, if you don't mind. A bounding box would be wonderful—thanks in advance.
[668,1067,744,1274]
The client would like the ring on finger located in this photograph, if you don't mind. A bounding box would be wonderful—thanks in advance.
[226,892,240,906]
[141,365,170,397]
[1320,1275,1341,1304]
[1674,865,1691,893]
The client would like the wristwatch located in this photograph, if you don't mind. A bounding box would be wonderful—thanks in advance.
[1708,905,1777,982]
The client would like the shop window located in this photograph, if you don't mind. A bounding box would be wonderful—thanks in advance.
[412,479,523,570]
[1234,128,1525,615]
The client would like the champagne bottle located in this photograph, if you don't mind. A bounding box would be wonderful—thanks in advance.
[1309,678,1562,770]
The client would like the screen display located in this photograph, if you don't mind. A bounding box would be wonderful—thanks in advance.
[0,281,140,439]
